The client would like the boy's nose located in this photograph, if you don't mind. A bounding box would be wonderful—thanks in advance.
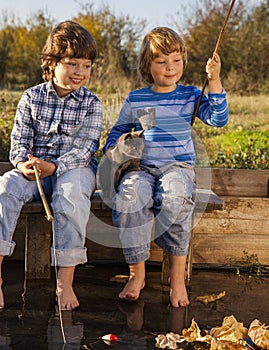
[167,65,174,71]
[75,65,83,74]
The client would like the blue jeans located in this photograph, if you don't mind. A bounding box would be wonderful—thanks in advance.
[112,163,196,264]
[0,167,95,266]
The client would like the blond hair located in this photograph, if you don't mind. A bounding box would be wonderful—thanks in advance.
[138,27,187,85]
[41,20,97,82]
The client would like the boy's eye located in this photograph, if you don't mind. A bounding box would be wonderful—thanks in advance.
[65,62,76,66]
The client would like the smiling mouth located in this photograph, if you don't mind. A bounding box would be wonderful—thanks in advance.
[71,78,83,84]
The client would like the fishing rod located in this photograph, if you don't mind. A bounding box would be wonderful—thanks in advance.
[191,0,236,126]
[32,164,66,344]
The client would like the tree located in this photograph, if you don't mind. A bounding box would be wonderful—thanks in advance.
[174,0,246,87]
[73,3,146,93]
[0,1,268,94]
[225,0,269,93]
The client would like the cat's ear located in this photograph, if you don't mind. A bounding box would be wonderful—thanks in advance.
[136,130,144,137]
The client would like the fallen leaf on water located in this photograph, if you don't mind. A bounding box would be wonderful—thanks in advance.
[210,315,248,344]
[109,274,129,283]
[155,332,184,349]
[196,291,226,305]
[155,316,249,350]
[248,319,269,349]
[182,318,202,342]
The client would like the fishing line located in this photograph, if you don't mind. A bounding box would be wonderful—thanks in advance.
[33,165,67,344]
[191,0,236,126]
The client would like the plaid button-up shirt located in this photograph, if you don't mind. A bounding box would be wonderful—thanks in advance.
[10,81,103,176]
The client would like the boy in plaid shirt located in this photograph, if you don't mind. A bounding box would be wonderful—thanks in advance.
[0,21,102,310]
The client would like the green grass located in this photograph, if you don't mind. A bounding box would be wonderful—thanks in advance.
[193,94,269,168]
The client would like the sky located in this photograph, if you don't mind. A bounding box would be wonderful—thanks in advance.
[1,0,193,30]
[1,0,262,33]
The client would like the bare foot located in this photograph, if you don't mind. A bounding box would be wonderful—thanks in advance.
[118,262,145,301]
[0,257,4,309]
[118,276,145,301]
[56,284,79,311]
[56,266,79,311]
[169,255,189,307]
[170,282,189,307]
[0,278,4,309]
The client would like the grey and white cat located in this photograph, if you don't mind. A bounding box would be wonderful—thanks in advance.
[97,130,144,203]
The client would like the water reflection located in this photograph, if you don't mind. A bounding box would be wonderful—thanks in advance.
[47,311,83,350]
[0,320,11,350]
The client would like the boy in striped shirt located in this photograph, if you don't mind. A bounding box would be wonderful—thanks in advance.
[103,27,228,307]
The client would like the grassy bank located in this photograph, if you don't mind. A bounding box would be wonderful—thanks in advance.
[193,95,269,168]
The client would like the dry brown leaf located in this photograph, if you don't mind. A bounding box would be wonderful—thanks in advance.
[248,319,269,349]
[182,318,202,342]
[109,274,129,283]
[210,315,248,344]
[156,316,251,350]
[196,291,226,305]
[155,332,184,349]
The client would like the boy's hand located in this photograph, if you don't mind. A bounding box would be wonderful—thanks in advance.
[17,155,56,180]
[17,159,37,181]
[29,155,56,179]
[206,52,223,93]
[206,52,221,81]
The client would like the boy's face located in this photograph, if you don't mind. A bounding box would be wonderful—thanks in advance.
[150,51,183,93]
[52,57,92,97]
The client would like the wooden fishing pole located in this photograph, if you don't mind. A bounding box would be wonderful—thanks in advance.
[191,0,236,126]
[33,164,66,343]
[33,165,54,221]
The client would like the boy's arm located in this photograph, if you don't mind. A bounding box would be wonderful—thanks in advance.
[197,53,228,127]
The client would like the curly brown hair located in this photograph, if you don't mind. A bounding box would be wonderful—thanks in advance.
[138,27,187,85]
[41,20,97,82]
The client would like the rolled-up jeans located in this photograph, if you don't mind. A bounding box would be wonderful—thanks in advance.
[0,167,95,266]
[112,163,196,264]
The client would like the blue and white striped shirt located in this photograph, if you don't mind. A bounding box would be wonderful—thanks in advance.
[10,81,103,176]
[103,84,228,167]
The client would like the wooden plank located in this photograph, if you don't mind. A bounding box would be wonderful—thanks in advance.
[193,197,269,235]
[192,234,269,265]
[86,239,124,262]
[21,201,46,214]
[194,217,269,235]
[0,162,13,175]
[25,214,52,279]
[196,168,269,197]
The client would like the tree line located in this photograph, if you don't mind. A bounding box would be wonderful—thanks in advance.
[0,0,268,95]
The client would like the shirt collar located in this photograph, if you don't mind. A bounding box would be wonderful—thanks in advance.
[45,81,84,101]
